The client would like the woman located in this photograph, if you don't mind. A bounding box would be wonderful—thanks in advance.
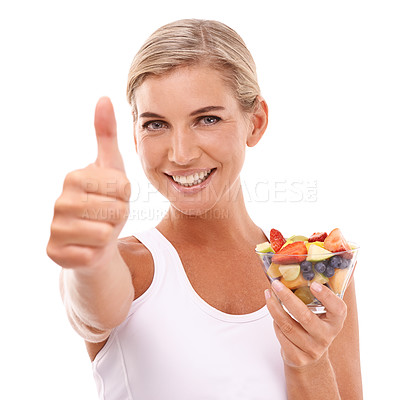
[47,19,362,399]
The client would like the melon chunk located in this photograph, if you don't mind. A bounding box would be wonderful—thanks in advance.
[329,268,349,294]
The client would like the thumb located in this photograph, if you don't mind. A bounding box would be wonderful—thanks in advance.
[94,97,125,172]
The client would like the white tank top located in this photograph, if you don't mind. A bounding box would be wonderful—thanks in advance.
[92,227,287,400]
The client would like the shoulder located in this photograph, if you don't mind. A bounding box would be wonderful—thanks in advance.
[117,235,151,261]
[117,235,154,301]
[86,234,155,362]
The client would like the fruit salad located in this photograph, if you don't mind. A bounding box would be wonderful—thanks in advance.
[255,228,358,313]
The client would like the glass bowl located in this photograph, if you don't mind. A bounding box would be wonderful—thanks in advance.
[256,243,359,314]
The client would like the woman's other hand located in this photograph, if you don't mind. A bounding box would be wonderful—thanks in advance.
[265,280,347,368]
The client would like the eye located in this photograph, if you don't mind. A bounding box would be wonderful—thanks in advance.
[142,120,167,131]
[198,116,221,126]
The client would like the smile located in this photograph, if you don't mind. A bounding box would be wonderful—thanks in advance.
[165,168,217,189]
[172,169,214,187]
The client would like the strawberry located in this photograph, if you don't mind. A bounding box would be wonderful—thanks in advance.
[272,241,307,264]
[309,232,328,242]
[270,229,286,252]
[324,228,352,259]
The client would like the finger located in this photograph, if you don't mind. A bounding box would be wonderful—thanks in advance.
[51,219,117,247]
[55,193,129,226]
[272,321,311,368]
[270,280,320,334]
[64,166,131,201]
[52,244,101,269]
[94,96,125,172]
[265,289,315,350]
[310,282,347,327]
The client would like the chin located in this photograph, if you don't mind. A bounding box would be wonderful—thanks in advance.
[170,201,220,218]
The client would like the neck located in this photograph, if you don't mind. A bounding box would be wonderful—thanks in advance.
[157,184,267,247]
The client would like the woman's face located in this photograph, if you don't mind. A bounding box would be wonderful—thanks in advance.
[133,65,263,216]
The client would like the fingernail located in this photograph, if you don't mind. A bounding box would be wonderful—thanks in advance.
[272,279,284,292]
[311,282,322,292]
[264,289,271,299]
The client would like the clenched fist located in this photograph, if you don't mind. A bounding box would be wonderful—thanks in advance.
[47,97,131,270]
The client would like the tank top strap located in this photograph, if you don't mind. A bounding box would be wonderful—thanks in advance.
[132,227,168,258]
[125,227,170,317]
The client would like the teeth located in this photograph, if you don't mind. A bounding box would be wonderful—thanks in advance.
[172,169,213,186]
[187,175,194,184]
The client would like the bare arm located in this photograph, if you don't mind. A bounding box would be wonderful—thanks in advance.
[47,97,133,342]
[284,352,340,399]
[329,279,363,398]
[60,246,134,342]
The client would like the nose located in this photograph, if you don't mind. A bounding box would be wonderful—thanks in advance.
[168,127,201,165]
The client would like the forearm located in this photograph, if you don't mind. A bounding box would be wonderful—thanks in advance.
[285,352,341,400]
[60,245,134,338]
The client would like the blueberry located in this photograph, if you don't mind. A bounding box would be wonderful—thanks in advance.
[314,261,326,274]
[300,261,313,273]
[339,257,350,269]
[303,270,315,281]
[324,266,335,278]
[329,255,342,269]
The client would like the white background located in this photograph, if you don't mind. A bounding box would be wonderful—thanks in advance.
[1,0,399,398]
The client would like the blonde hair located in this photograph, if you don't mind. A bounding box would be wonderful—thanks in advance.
[126,19,260,121]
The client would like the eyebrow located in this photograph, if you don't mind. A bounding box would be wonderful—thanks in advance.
[139,111,165,119]
[138,106,225,119]
[189,106,225,116]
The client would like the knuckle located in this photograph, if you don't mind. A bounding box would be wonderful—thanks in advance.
[280,320,294,335]
[118,176,131,199]
[47,241,100,269]
[54,196,66,213]
[46,242,57,261]
[279,290,292,303]
[49,221,62,237]
[47,244,68,267]
[117,201,130,221]
[54,195,77,215]
[337,302,347,319]
[331,298,347,322]
[123,180,131,199]
[106,174,131,200]
[298,309,313,326]
[64,170,82,187]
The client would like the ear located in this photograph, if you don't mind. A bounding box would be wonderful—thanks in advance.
[246,96,268,147]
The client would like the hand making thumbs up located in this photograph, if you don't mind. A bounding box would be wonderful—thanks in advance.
[94,97,126,172]
[47,97,131,270]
